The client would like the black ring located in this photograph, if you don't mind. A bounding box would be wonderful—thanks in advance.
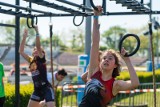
[90,0,105,10]
[118,33,140,57]
[27,17,32,28]
[73,15,84,26]
[31,16,38,28]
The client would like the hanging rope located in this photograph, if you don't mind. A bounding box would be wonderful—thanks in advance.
[49,16,57,106]
[148,22,157,107]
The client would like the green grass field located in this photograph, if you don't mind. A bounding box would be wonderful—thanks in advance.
[114,92,160,107]
[61,91,160,107]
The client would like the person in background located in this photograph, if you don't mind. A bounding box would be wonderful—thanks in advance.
[9,63,15,76]
[20,67,28,76]
[0,62,5,107]
[47,68,68,88]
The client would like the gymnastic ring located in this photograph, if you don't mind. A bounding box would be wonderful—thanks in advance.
[118,33,140,57]
[27,17,32,28]
[31,15,38,28]
[90,0,105,10]
[73,15,84,26]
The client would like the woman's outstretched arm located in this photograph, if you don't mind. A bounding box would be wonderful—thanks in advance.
[113,47,140,95]
[88,6,103,79]
[34,25,44,58]
[19,29,30,62]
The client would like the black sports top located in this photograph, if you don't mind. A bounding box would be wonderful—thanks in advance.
[29,56,50,89]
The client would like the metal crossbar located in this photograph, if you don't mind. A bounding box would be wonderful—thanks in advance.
[0,1,58,17]
[0,23,16,27]
[55,0,92,12]
[111,0,150,13]
[23,0,88,16]
[0,0,159,18]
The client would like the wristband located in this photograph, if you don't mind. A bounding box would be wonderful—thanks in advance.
[93,15,99,19]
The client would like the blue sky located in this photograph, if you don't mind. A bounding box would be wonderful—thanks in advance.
[0,0,160,41]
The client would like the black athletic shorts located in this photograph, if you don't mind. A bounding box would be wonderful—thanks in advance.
[79,79,104,107]
[31,86,54,102]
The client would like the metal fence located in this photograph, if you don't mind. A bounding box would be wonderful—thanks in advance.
[60,82,160,107]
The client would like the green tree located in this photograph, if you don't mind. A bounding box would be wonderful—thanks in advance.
[69,27,84,52]
[152,31,160,56]
[41,34,67,51]
[138,35,148,56]
[0,18,35,61]
[101,26,126,50]
[2,18,35,45]
[127,26,149,56]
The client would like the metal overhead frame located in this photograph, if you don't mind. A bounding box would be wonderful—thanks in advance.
[0,23,16,27]
[0,1,60,17]
[23,0,89,17]
[23,0,160,17]
[0,1,92,107]
[55,0,92,12]
[0,0,159,18]
[0,1,92,18]
[111,0,150,13]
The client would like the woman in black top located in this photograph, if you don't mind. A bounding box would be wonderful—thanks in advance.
[19,25,54,107]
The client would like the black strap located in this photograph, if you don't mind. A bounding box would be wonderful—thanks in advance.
[27,15,38,28]
[73,15,84,26]
[90,0,105,11]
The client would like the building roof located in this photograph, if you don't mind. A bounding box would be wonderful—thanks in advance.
[54,52,78,66]
[1,47,152,67]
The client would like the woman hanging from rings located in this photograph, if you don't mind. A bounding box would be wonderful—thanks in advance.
[19,25,54,107]
[79,6,140,107]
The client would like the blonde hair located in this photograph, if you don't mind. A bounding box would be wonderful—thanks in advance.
[32,47,45,56]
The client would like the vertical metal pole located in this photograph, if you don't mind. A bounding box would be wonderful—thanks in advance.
[103,0,106,14]
[141,0,144,4]
[149,22,157,107]
[15,0,20,107]
[148,0,152,61]
[82,0,86,12]
[85,0,91,55]
[149,0,152,21]
[29,1,32,13]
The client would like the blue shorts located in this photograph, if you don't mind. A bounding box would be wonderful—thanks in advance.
[30,86,54,102]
